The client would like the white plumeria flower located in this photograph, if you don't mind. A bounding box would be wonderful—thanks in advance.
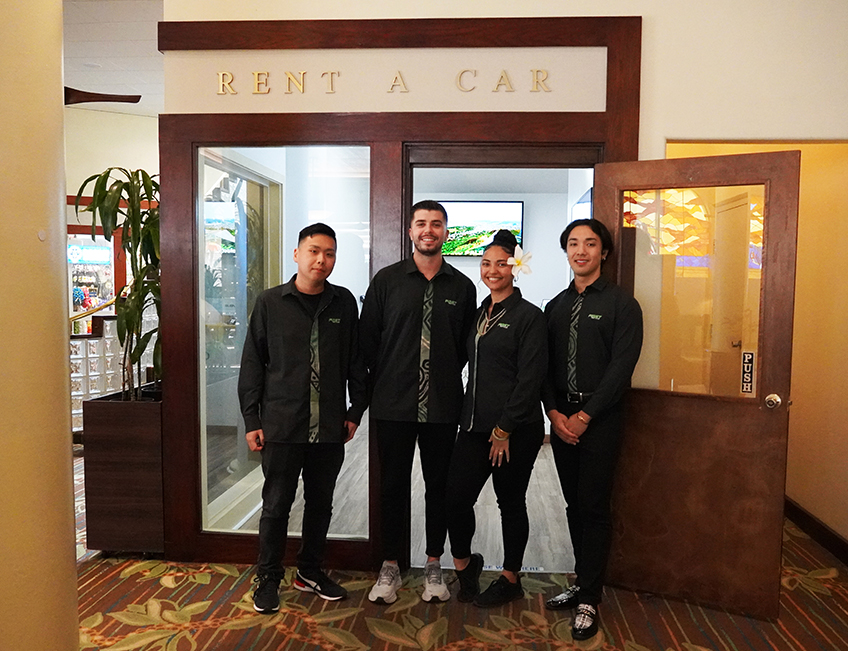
[507,245,533,277]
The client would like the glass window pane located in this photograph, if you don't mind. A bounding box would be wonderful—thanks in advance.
[198,145,370,538]
[625,185,764,397]
[68,233,116,336]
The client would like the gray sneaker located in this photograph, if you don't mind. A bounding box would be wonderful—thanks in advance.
[421,560,450,602]
[368,561,402,604]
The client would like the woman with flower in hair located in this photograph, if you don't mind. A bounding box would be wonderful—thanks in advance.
[446,229,548,607]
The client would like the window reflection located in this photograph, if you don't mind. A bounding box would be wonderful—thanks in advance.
[198,146,370,538]
[625,185,764,397]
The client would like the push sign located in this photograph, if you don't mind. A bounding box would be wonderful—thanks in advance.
[741,352,755,394]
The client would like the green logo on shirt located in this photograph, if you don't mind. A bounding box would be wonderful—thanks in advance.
[498,323,510,329]
[328,318,341,323]
[445,299,457,306]
[588,314,602,320]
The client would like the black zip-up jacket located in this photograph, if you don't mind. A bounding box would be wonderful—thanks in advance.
[360,258,477,423]
[238,276,368,443]
[460,288,547,434]
[542,275,643,419]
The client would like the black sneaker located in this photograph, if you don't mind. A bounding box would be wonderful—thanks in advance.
[455,553,484,602]
[252,575,281,613]
[473,575,523,608]
[572,603,599,640]
[294,568,348,601]
[545,584,580,610]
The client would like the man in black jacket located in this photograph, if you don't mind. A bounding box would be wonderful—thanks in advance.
[360,200,477,604]
[238,223,368,614]
[542,219,642,641]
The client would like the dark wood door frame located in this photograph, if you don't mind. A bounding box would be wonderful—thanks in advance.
[158,16,641,566]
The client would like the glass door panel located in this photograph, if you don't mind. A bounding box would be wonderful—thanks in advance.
[624,185,764,397]
[198,145,370,540]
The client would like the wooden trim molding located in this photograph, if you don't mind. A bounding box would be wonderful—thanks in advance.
[407,144,604,167]
[68,195,158,210]
[785,497,848,568]
[160,16,640,51]
[159,112,612,150]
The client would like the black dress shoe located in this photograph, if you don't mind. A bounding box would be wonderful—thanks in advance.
[455,553,484,602]
[545,584,580,610]
[572,603,598,640]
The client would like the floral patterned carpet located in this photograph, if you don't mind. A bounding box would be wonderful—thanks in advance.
[77,520,848,651]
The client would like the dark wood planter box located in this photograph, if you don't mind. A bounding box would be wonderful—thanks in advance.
[83,392,164,553]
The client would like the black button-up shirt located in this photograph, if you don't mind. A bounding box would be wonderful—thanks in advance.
[542,275,643,418]
[238,276,368,443]
[360,258,477,423]
[461,288,547,434]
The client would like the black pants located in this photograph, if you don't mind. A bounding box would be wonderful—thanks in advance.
[257,441,345,578]
[550,405,624,605]
[446,422,545,573]
[375,420,457,560]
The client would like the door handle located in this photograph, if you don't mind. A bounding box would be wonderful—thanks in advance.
[764,394,782,409]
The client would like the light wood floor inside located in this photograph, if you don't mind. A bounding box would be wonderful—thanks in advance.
[234,420,574,573]
[410,437,574,573]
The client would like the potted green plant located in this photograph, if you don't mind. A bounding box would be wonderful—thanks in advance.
[75,167,161,398]
[75,167,164,553]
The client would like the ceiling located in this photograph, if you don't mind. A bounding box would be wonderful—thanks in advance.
[64,0,164,117]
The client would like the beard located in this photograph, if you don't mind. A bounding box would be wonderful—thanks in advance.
[415,243,442,257]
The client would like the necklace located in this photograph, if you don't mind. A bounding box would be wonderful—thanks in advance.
[476,305,507,336]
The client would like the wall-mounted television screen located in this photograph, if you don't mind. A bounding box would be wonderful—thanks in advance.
[439,201,524,256]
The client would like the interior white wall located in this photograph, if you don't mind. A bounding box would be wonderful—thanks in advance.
[65,107,159,224]
[413,168,593,309]
[164,0,848,160]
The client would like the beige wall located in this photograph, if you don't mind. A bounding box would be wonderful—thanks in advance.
[164,0,848,538]
[0,0,79,648]
[164,0,848,160]
[65,108,159,224]
[668,142,848,541]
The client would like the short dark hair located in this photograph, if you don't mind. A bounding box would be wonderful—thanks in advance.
[485,229,517,256]
[298,222,337,244]
[410,200,448,225]
[560,219,614,257]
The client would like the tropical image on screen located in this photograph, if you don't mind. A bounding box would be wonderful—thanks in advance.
[440,201,524,256]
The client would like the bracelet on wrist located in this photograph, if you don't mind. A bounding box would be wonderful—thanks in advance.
[576,413,589,425]
[492,425,510,441]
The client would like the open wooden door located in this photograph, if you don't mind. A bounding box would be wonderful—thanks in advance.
[593,151,800,619]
